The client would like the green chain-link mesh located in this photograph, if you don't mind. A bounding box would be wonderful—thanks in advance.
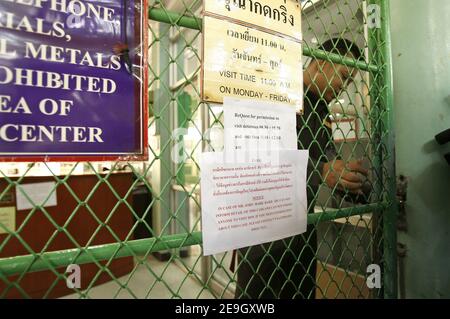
[0,0,396,299]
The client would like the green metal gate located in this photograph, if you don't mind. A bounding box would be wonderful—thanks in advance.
[0,0,397,299]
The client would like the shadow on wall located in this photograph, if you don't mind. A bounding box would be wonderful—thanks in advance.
[403,161,450,297]
[413,162,450,212]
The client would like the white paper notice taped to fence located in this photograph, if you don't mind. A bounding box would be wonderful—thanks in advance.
[200,150,309,256]
[224,97,297,152]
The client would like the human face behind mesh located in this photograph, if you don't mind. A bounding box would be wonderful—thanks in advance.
[311,56,357,102]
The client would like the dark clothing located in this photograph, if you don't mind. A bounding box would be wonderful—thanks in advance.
[235,225,317,299]
[235,89,334,299]
[298,89,338,200]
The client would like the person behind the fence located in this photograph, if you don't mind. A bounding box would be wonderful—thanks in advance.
[235,38,368,299]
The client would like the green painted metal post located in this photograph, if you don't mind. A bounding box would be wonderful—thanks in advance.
[379,0,398,299]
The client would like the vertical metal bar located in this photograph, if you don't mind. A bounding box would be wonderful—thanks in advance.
[201,102,212,285]
[367,0,384,298]
[154,22,173,247]
[379,0,398,299]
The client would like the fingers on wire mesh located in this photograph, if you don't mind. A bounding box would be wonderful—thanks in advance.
[341,171,364,184]
[347,160,369,176]
[338,180,364,194]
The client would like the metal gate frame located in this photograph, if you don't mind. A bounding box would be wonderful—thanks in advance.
[0,0,397,299]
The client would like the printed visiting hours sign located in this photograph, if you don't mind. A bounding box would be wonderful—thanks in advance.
[201,0,303,112]
[0,0,148,161]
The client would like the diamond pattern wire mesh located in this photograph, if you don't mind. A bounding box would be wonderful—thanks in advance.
[0,0,396,299]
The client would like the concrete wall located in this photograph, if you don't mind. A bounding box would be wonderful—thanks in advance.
[390,0,450,298]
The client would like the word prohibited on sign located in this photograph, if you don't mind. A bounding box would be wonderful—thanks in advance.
[0,0,148,161]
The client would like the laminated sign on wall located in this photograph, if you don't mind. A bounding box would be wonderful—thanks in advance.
[201,0,303,113]
[0,0,148,162]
